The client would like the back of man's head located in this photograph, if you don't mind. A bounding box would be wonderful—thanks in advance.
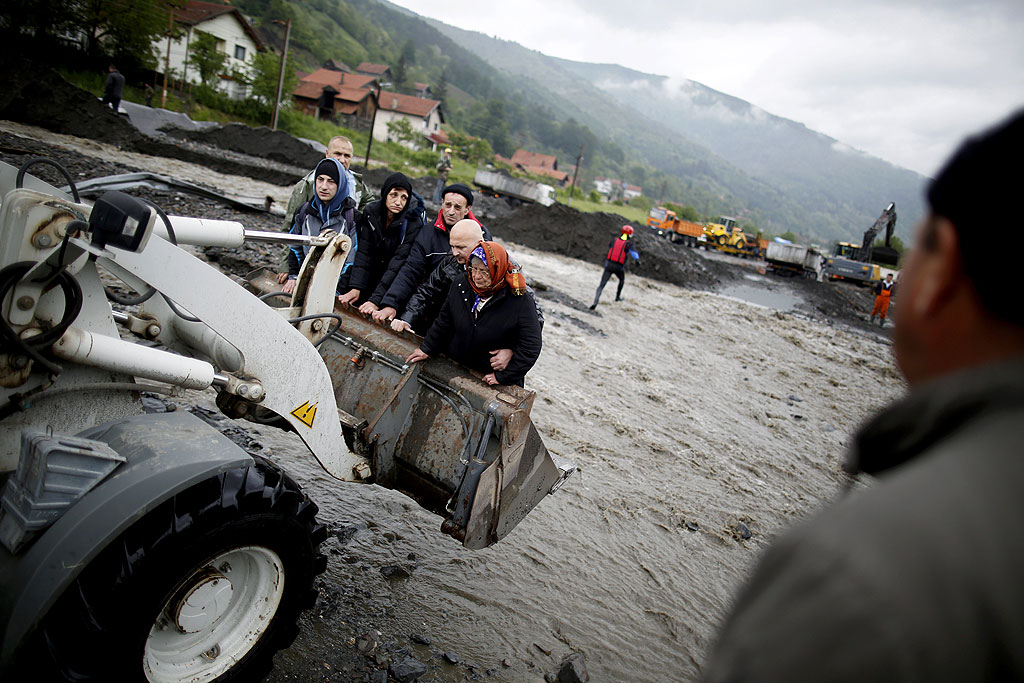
[928,109,1024,327]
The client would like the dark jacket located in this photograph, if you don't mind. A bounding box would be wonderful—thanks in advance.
[286,194,357,291]
[421,274,542,386]
[702,356,1024,683]
[349,177,424,305]
[104,70,124,99]
[402,254,545,334]
[874,280,895,296]
[379,212,490,312]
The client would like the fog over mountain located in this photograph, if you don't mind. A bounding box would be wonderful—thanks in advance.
[424,16,927,245]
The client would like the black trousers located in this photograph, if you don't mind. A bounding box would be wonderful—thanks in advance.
[592,263,625,306]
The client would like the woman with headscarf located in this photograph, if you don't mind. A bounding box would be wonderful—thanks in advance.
[346,172,424,311]
[283,157,358,297]
[406,241,542,386]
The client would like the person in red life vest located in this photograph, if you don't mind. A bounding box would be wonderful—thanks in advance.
[870,273,896,326]
[589,225,640,310]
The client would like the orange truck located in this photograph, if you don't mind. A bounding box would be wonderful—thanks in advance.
[646,207,706,247]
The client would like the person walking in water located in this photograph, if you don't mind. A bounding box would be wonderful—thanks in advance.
[870,272,895,326]
[589,225,639,310]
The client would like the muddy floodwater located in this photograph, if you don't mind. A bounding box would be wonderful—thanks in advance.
[248,245,904,682]
[0,120,904,680]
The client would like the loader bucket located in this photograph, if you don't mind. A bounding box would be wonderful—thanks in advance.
[246,270,574,549]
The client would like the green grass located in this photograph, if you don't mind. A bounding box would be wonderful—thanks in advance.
[556,196,648,224]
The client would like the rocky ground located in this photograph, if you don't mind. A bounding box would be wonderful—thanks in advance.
[1,68,898,682]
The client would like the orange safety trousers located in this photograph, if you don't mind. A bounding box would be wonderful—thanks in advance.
[872,288,892,319]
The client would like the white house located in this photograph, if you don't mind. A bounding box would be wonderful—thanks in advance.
[154,1,264,99]
[371,91,444,150]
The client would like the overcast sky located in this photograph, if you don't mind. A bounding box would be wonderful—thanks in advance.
[388,0,1023,177]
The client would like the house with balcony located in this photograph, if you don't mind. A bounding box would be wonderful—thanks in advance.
[152,0,264,99]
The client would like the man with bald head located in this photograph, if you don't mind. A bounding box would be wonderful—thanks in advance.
[391,219,543,373]
[369,184,486,324]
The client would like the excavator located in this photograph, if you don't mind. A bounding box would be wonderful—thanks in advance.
[0,158,574,682]
[822,202,899,283]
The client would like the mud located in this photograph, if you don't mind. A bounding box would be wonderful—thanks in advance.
[2,80,906,681]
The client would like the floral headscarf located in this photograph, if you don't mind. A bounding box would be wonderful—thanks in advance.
[467,241,526,298]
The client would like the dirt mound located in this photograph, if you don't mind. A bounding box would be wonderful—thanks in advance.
[165,123,324,169]
[490,203,733,291]
[0,60,142,149]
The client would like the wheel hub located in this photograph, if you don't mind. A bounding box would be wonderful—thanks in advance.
[172,566,233,634]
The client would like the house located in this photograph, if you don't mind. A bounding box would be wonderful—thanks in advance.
[508,149,569,185]
[411,82,432,98]
[292,82,376,124]
[154,0,264,99]
[356,62,393,84]
[623,184,643,200]
[372,92,444,150]
[593,176,615,196]
[290,68,380,126]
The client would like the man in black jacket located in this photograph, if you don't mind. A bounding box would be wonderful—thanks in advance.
[702,110,1024,683]
[101,65,124,112]
[370,183,487,324]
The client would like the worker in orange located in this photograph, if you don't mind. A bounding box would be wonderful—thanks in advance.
[589,225,640,310]
[870,273,895,326]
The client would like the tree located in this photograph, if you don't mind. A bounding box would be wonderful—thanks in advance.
[588,190,601,203]
[874,234,905,253]
[778,231,798,242]
[447,130,493,166]
[187,30,226,87]
[248,49,297,105]
[386,117,420,147]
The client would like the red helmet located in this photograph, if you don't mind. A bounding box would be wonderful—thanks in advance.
[621,225,634,235]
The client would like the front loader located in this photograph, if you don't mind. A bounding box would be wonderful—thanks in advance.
[0,159,573,682]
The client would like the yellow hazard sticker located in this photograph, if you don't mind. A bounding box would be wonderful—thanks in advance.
[290,401,317,428]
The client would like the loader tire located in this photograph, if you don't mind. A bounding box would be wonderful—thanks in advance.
[28,456,327,683]
[717,235,728,246]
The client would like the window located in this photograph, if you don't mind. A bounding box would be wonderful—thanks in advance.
[234,45,246,60]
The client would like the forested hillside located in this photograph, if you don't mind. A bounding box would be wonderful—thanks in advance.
[236,0,923,243]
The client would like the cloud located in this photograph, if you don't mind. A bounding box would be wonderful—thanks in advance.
[390,0,1024,175]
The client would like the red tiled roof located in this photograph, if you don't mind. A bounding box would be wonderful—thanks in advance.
[425,130,451,145]
[624,184,642,192]
[292,81,372,105]
[378,91,441,119]
[510,149,558,170]
[356,62,390,75]
[524,166,568,183]
[174,1,264,51]
[301,69,377,90]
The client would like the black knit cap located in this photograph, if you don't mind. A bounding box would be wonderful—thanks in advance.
[442,183,474,206]
[928,109,1023,231]
[314,158,341,185]
[927,108,1024,325]
[381,172,412,198]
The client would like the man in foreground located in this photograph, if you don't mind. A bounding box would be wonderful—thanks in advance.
[702,109,1024,681]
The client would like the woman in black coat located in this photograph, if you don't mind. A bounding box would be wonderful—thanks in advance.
[406,241,542,387]
[341,172,423,310]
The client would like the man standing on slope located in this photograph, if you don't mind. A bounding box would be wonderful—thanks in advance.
[870,272,896,327]
[701,109,1024,683]
[589,225,639,310]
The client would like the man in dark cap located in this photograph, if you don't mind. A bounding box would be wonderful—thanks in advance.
[701,109,1024,682]
[370,183,489,324]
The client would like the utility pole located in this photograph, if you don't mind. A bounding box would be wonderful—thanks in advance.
[162,9,174,109]
[363,84,381,169]
[567,144,584,208]
[270,18,292,131]
[658,181,666,206]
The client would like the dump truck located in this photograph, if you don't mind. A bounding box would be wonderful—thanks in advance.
[765,242,823,278]
[0,158,574,681]
[646,207,705,246]
[473,169,556,207]
[822,203,899,284]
